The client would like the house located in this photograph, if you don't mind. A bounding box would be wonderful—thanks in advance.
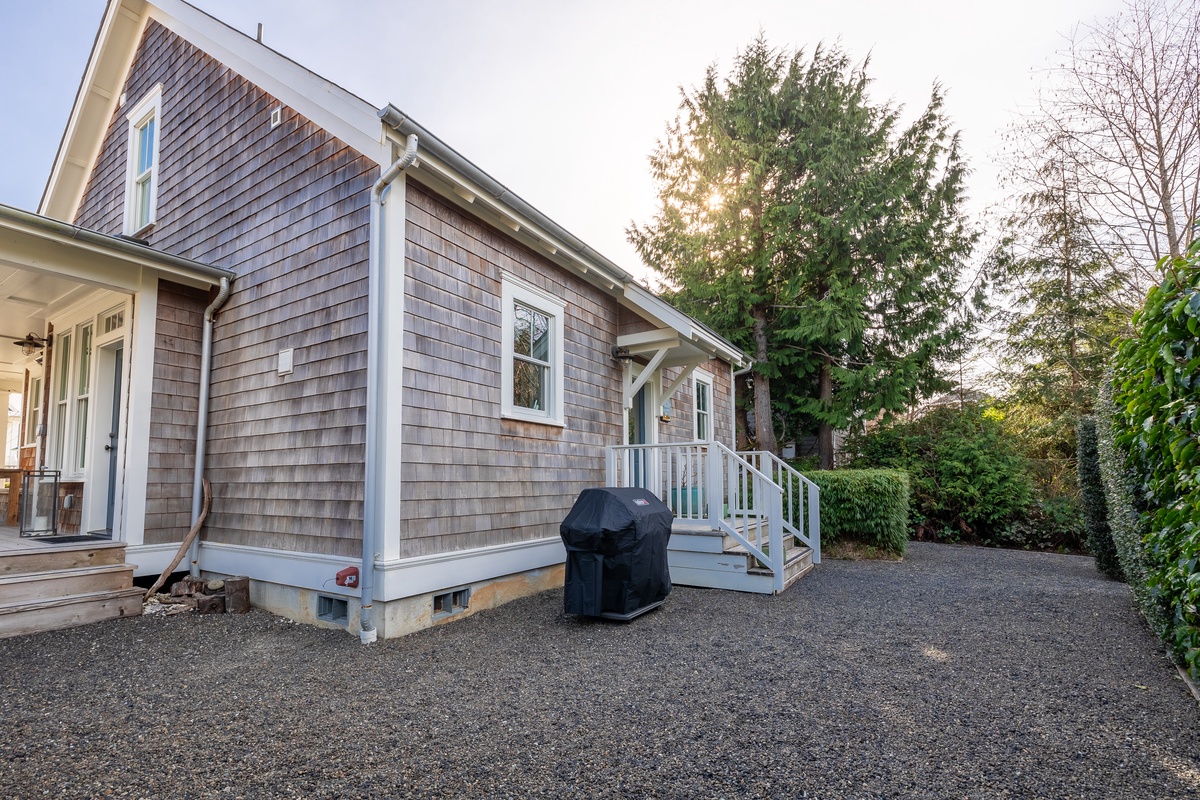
[0,0,819,641]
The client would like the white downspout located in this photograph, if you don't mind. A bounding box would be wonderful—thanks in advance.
[187,276,231,576]
[361,133,418,644]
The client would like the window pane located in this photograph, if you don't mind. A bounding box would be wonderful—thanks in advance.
[77,325,93,395]
[514,306,532,357]
[697,382,709,413]
[530,310,550,362]
[513,359,546,411]
[138,117,155,174]
[57,334,71,402]
[75,398,88,470]
[136,175,152,228]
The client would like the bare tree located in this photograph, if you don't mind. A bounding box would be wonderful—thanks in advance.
[1021,0,1199,297]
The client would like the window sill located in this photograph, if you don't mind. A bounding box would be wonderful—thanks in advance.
[500,411,565,428]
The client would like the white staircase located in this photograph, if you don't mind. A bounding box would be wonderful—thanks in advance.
[607,442,821,595]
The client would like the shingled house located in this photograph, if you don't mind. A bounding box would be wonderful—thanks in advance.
[0,0,819,641]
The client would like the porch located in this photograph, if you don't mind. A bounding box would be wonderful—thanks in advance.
[0,523,141,638]
[606,441,821,594]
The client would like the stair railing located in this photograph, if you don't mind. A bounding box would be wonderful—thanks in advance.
[738,451,821,564]
[607,441,788,591]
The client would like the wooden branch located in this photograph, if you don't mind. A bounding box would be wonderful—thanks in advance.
[143,478,212,600]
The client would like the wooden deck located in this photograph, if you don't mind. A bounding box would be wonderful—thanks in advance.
[0,529,141,638]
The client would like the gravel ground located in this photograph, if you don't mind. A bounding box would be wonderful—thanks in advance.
[2,542,1198,799]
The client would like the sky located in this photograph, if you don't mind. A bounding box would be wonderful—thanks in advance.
[0,0,1126,284]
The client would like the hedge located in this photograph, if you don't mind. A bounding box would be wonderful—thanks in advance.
[807,469,910,556]
[1110,236,1200,680]
[1095,379,1163,631]
[1077,416,1121,579]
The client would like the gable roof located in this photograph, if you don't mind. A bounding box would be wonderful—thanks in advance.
[43,0,746,367]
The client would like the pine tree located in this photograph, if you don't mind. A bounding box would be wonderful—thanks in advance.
[630,38,977,466]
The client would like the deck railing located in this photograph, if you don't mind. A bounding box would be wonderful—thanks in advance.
[738,451,821,564]
[606,441,797,591]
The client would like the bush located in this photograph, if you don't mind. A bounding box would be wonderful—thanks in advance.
[1111,237,1200,680]
[807,469,910,556]
[1077,416,1122,579]
[1096,379,1163,628]
[849,404,1036,547]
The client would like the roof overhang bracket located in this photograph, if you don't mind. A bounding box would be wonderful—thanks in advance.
[623,346,669,410]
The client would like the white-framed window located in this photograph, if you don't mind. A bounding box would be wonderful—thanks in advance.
[52,331,72,468]
[500,273,566,426]
[124,84,163,235]
[693,370,713,442]
[24,377,42,447]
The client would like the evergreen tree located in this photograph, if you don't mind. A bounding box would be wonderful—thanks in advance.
[630,38,977,465]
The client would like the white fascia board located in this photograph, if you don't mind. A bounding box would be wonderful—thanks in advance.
[0,213,223,292]
[165,537,565,601]
[409,151,624,291]
[148,0,382,163]
[622,282,748,367]
[41,0,149,220]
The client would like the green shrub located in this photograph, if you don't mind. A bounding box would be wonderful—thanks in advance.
[1096,379,1163,629]
[807,469,910,556]
[1077,416,1122,579]
[849,404,1035,547]
[1111,238,1200,680]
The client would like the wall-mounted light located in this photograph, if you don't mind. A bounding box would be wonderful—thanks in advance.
[12,333,51,357]
[611,345,635,361]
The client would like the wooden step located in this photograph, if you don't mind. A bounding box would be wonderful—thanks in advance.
[748,546,814,591]
[0,563,135,605]
[0,587,143,639]
[0,541,125,577]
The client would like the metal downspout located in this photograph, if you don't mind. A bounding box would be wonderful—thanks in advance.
[187,276,231,576]
[361,133,419,644]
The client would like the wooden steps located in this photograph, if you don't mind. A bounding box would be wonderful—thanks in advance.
[667,520,815,595]
[0,541,142,639]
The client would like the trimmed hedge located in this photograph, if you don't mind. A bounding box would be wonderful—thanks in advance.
[1077,416,1122,579]
[1110,237,1200,680]
[807,469,910,556]
[1096,379,1163,630]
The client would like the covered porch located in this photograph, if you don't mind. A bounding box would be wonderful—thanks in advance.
[0,204,231,636]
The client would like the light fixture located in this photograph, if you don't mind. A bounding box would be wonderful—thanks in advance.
[611,345,635,361]
[12,333,51,357]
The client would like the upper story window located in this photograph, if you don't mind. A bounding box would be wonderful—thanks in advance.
[501,274,566,426]
[124,85,163,235]
[694,371,713,441]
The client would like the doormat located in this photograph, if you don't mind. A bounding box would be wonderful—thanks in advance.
[27,535,112,545]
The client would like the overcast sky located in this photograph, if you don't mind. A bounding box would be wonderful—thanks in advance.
[0,0,1125,282]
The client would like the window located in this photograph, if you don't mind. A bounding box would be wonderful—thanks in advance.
[501,274,565,426]
[124,85,163,234]
[694,371,713,441]
[52,332,72,468]
[74,324,93,471]
[24,378,41,447]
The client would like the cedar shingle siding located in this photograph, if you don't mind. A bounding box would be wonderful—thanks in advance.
[401,185,622,558]
[75,21,375,556]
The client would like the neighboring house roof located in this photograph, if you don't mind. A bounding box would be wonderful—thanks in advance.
[42,0,747,369]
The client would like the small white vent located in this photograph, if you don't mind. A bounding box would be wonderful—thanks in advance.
[269,106,283,129]
[101,309,125,334]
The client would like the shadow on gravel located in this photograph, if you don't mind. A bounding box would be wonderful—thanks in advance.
[2,542,1197,799]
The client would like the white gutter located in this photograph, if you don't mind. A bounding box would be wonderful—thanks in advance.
[360,132,419,644]
[187,276,232,576]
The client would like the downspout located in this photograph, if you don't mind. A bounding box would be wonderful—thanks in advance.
[361,132,419,644]
[187,276,231,576]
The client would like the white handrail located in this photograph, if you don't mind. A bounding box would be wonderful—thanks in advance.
[738,451,821,564]
[607,441,793,589]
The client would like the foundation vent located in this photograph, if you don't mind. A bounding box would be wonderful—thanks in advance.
[317,595,348,625]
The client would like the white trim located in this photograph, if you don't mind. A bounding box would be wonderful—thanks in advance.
[693,369,714,442]
[121,277,159,547]
[122,84,163,235]
[500,273,566,426]
[379,172,408,562]
[175,536,567,601]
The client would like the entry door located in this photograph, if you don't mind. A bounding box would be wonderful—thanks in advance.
[104,345,123,532]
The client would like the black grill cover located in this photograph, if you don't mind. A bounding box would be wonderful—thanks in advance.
[559,487,673,617]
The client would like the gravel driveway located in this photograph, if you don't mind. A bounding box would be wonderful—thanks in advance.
[2,542,1198,799]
